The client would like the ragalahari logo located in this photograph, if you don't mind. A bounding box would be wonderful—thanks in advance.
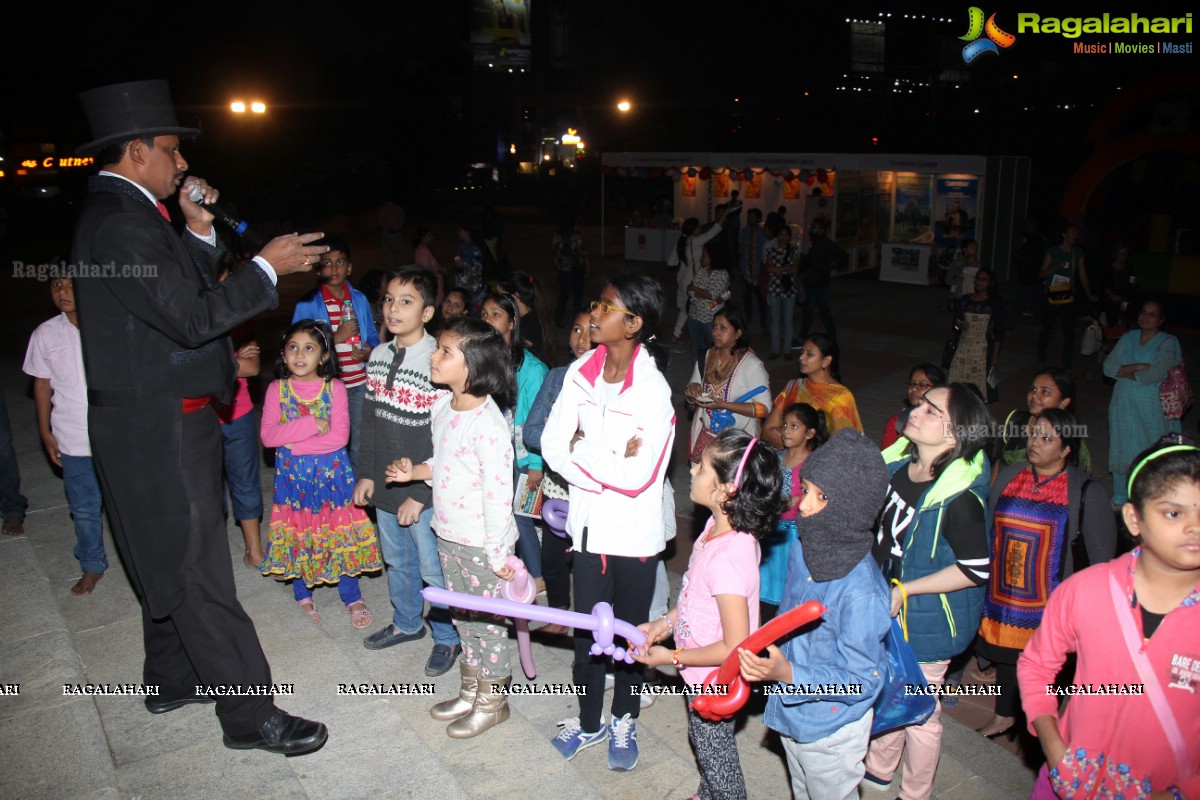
[960,7,1017,63]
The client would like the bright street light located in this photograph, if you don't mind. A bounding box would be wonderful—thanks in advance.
[617,99,632,113]
[231,101,267,114]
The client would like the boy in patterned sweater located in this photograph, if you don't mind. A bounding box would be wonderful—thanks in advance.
[352,266,461,675]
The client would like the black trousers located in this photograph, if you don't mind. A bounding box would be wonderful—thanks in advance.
[572,546,658,731]
[994,660,1020,718]
[1037,300,1078,368]
[121,410,274,735]
[555,269,586,325]
[541,523,573,610]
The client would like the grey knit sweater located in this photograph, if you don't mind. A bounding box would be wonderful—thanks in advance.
[355,332,441,514]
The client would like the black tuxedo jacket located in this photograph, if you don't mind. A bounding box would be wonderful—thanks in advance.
[72,175,277,617]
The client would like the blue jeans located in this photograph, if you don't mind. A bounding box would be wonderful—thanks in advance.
[687,317,714,374]
[768,294,796,355]
[219,411,263,522]
[345,383,366,469]
[376,506,458,645]
[0,389,27,521]
[293,574,360,605]
[800,286,836,341]
[514,465,543,579]
[61,454,107,573]
[649,558,669,621]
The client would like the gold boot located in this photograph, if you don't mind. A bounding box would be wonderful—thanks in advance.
[430,661,479,721]
[446,675,511,738]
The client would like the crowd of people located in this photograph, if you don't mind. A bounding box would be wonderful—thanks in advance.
[1,80,1195,797]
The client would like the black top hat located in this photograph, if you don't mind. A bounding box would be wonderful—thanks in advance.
[77,79,201,156]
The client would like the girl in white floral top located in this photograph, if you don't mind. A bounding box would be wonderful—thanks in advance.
[386,316,518,740]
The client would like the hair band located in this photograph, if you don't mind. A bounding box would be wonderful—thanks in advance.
[733,437,759,489]
[1127,444,1199,497]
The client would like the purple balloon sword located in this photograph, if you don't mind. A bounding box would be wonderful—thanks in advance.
[421,587,648,664]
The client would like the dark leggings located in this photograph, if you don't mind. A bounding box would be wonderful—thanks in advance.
[541,524,573,610]
[687,696,748,799]
[572,547,657,731]
[555,269,586,325]
[994,660,1020,718]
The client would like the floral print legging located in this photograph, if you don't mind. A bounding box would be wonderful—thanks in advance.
[440,539,511,680]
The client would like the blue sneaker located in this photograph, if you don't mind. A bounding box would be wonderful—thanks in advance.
[551,716,608,759]
[608,713,638,771]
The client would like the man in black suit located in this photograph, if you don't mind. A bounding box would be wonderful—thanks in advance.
[71,79,329,755]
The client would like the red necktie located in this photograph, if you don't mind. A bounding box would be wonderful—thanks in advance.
[156,201,171,221]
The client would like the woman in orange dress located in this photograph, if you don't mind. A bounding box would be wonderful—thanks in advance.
[763,332,862,448]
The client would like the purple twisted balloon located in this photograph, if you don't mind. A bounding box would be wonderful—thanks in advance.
[540,498,570,539]
[421,588,647,663]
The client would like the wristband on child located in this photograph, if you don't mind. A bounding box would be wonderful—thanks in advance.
[660,613,673,636]
[671,648,684,668]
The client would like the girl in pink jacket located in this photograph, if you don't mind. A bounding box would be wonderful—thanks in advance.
[1018,443,1200,799]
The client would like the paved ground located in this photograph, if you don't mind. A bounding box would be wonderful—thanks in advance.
[5,211,1192,799]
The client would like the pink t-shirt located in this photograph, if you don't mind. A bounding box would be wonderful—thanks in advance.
[22,313,90,456]
[217,377,254,424]
[675,519,761,687]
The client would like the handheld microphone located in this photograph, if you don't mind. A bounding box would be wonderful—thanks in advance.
[187,184,265,251]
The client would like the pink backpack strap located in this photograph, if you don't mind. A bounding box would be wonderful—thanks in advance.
[1107,573,1191,779]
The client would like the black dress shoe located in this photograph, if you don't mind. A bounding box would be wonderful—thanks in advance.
[223,708,328,756]
[145,692,216,715]
[362,623,426,651]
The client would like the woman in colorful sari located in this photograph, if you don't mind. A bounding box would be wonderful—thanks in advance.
[763,333,862,448]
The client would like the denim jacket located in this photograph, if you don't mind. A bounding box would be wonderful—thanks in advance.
[522,366,567,453]
[291,283,381,351]
[763,541,891,744]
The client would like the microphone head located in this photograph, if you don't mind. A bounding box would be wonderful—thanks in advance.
[187,183,204,203]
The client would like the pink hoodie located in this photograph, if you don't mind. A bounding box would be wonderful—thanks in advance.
[1018,550,1200,797]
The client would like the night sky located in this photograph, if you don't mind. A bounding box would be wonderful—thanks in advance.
[2,0,1196,222]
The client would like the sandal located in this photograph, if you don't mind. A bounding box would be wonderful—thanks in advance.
[297,599,321,624]
[348,601,372,629]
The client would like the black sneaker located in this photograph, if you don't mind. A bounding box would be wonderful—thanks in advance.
[861,771,892,791]
[362,624,426,651]
[424,644,462,676]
